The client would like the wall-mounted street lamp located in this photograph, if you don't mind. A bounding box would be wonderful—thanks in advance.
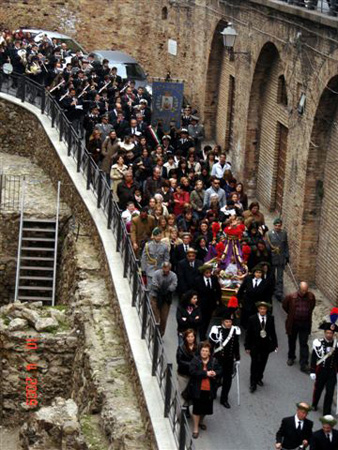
[220,23,251,62]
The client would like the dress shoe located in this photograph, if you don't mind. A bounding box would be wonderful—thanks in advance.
[300,365,311,374]
[287,359,295,366]
[220,400,231,408]
[250,385,256,393]
[192,432,199,439]
[257,380,264,387]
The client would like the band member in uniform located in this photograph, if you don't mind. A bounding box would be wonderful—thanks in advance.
[245,301,278,393]
[275,402,313,450]
[310,312,338,415]
[310,415,338,449]
[209,310,240,408]
[141,227,169,290]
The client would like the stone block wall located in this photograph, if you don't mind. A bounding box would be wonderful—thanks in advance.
[0,98,154,447]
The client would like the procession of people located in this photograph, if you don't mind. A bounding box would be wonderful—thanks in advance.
[1,27,338,449]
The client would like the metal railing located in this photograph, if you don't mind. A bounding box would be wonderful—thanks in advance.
[0,71,195,450]
[0,173,23,211]
[273,0,337,15]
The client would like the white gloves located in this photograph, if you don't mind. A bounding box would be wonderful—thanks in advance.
[234,360,240,366]
[310,373,316,381]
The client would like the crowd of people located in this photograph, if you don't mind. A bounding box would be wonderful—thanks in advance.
[1,28,338,449]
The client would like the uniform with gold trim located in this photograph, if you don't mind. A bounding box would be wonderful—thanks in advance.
[209,310,240,408]
[310,313,338,415]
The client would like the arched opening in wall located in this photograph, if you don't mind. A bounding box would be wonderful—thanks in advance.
[299,75,338,298]
[244,42,284,201]
[204,20,227,139]
[161,7,168,20]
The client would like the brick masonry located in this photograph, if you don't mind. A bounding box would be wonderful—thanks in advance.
[1,0,337,299]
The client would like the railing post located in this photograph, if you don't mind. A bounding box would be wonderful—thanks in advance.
[21,76,26,103]
[59,113,63,141]
[41,88,46,114]
[76,141,82,173]
[132,267,138,307]
[97,170,103,208]
[179,410,187,450]
[164,363,173,417]
[86,158,91,190]
[141,291,148,339]
[67,125,72,156]
[107,191,113,229]
[116,218,121,252]
[152,325,160,376]
[51,101,56,128]
[123,240,129,278]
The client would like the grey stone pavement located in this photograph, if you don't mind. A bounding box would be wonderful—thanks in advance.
[162,206,335,450]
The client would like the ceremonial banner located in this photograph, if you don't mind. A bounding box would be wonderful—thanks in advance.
[151,81,184,133]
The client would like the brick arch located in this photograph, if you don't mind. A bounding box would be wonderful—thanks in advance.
[244,42,285,201]
[298,75,338,296]
[204,19,228,140]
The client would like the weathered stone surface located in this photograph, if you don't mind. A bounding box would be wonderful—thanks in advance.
[34,317,58,332]
[19,397,88,450]
[8,318,28,331]
[20,309,40,327]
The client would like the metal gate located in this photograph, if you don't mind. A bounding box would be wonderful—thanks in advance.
[0,173,23,211]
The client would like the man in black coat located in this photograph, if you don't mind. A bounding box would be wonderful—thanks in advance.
[175,233,192,264]
[195,265,222,340]
[310,415,338,449]
[275,402,313,449]
[244,301,278,392]
[237,266,271,329]
[177,248,203,298]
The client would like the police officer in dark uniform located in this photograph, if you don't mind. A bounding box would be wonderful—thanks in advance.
[310,318,338,415]
[209,310,240,408]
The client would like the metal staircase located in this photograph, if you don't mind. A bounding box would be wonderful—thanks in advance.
[14,181,61,305]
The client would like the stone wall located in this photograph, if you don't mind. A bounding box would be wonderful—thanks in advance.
[0,301,75,425]
[0,99,155,448]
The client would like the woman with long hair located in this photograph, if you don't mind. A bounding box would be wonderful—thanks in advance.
[176,329,198,418]
[176,291,202,342]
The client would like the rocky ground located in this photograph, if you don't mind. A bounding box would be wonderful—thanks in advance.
[0,151,70,217]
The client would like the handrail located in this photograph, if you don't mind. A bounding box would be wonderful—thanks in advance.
[0,72,195,450]
[52,181,61,306]
[14,179,26,301]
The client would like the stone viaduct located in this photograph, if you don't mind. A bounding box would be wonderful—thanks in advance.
[1,0,338,301]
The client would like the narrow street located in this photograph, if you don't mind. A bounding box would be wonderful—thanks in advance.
[163,209,333,450]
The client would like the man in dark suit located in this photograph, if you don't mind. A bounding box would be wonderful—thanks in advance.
[310,415,338,449]
[275,402,313,449]
[244,301,278,392]
[177,248,203,298]
[237,266,271,329]
[195,265,222,340]
[175,233,192,264]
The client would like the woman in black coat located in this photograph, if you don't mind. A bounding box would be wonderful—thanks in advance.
[189,342,222,439]
[176,290,202,343]
[176,329,198,417]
